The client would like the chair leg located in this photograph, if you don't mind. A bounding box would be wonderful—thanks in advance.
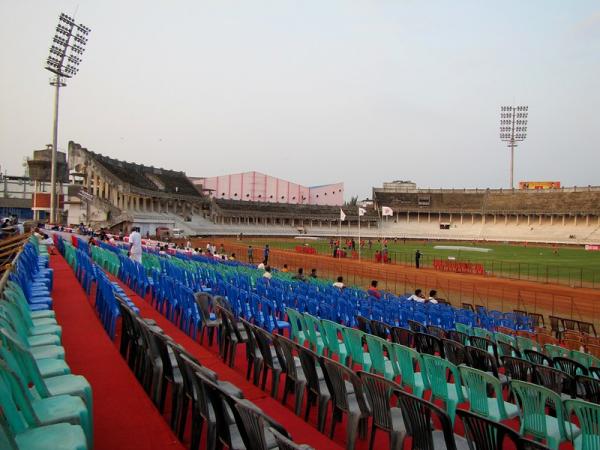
[177,396,189,440]
[369,424,377,450]
[346,412,362,450]
[293,381,305,416]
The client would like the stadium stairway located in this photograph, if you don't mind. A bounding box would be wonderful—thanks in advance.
[50,253,183,450]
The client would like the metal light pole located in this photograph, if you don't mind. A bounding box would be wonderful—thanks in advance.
[500,105,528,189]
[45,13,90,223]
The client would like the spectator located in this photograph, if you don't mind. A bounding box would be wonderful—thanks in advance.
[220,243,225,254]
[310,268,318,279]
[247,245,254,263]
[415,250,422,269]
[281,264,289,273]
[375,250,382,263]
[128,227,143,263]
[333,276,345,289]
[263,244,270,264]
[229,253,236,261]
[408,289,426,303]
[40,233,55,254]
[382,245,389,263]
[367,280,381,299]
[428,289,440,304]
[263,266,272,279]
[292,268,306,282]
[257,259,266,270]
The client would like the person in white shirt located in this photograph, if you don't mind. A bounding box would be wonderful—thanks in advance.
[257,260,266,270]
[263,266,272,279]
[428,290,440,304]
[408,289,426,303]
[332,276,345,289]
[129,227,143,263]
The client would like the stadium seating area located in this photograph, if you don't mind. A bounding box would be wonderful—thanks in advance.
[93,153,200,197]
[54,234,600,450]
[0,237,93,449]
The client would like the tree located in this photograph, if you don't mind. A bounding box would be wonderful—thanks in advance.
[344,196,358,207]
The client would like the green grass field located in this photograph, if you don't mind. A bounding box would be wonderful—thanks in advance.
[242,238,600,287]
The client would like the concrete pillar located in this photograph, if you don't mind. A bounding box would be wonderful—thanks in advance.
[428,212,431,223]
[505,214,508,225]
[527,215,531,226]
[550,215,554,225]
[483,214,486,224]
[460,213,463,224]
[586,215,590,226]
[516,214,519,225]
[493,214,497,225]
[471,214,474,225]
[417,212,420,223]
[407,211,410,223]
[449,213,453,223]
[438,212,441,223]
[562,215,566,226]
[539,215,542,225]
[575,215,578,226]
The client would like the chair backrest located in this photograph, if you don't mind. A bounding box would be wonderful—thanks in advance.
[358,371,401,430]
[408,320,427,333]
[498,341,521,359]
[234,398,289,450]
[396,389,458,450]
[523,349,552,366]
[390,326,414,347]
[533,364,573,397]
[392,343,427,391]
[576,375,600,405]
[553,356,588,377]
[421,354,462,402]
[364,334,392,375]
[414,332,444,357]
[296,345,324,396]
[564,398,600,450]
[341,327,367,366]
[447,329,469,346]
[252,326,277,367]
[370,320,390,339]
[426,325,447,340]
[442,339,467,367]
[194,292,213,322]
[465,345,500,378]
[544,344,569,359]
[355,315,371,333]
[459,366,505,418]
[274,334,299,379]
[502,356,534,382]
[268,426,315,450]
[511,379,567,442]
[457,409,521,450]
[321,357,370,415]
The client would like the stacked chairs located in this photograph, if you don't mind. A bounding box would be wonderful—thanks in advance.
[1,240,93,450]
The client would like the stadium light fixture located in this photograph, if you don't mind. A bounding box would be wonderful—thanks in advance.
[45,12,91,223]
[499,105,528,189]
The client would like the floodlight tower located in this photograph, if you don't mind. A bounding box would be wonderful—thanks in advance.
[45,13,90,223]
[499,105,528,189]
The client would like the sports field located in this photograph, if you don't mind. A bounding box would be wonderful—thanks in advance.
[239,237,600,288]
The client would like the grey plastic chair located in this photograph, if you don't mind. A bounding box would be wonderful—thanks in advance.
[321,357,371,450]
[358,371,406,450]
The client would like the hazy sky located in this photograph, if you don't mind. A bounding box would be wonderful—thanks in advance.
[1,1,599,199]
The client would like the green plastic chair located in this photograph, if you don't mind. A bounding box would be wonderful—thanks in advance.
[545,344,569,359]
[341,327,372,372]
[516,336,537,353]
[570,350,598,369]
[494,332,516,348]
[285,308,307,346]
[0,330,93,410]
[0,364,87,450]
[459,365,519,422]
[364,334,395,380]
[391,343,428,398]
[472,327,494,340]
[511,379,580,450]
[0,361,92,449]
[4,282,56,320]
[320,320,349,365]
[565,399,600,450]
[0,323,64,361]
[455,323,471,335]
[421,354,465,425]
[303,314,326,356]
[0,303,60,346]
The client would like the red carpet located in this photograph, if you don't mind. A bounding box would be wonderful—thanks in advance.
[50,254,184,450]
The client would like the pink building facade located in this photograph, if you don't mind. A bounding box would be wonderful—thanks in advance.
[192,171,343,206]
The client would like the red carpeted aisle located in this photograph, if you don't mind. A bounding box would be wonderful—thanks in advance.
[50,254,183,450]
[110,276,344,450]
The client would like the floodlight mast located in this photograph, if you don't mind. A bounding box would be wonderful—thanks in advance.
[499,105,528,189]
[45,13,90,223]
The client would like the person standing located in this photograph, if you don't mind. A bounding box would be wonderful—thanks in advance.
[263,244,270,264]
[129,227,143,264]
[415,249,422,269]
[247,245,254,263]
